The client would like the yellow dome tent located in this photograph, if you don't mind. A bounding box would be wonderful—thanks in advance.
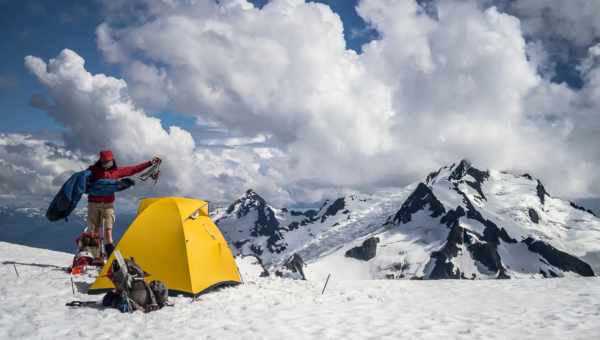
[88,197,241,296]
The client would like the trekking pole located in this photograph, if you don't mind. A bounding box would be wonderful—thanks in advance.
[71,276,76,295]
[13,263,19,278]
[321,273,331,295]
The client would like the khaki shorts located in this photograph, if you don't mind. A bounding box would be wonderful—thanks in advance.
[87,202,115,234]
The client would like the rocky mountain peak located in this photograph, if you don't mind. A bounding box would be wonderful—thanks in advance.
[225,188,269,218]
[426,159,489,185]
[387,183,446,225]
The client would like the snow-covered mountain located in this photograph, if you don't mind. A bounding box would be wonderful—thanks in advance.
[215,160,600,280]
[213,188,411,267]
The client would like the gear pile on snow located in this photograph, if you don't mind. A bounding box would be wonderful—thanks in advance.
[102,250,169,313]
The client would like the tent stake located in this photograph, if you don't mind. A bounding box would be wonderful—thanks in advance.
[321,273,331,295]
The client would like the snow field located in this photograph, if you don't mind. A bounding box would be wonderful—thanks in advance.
[2,242,600,340]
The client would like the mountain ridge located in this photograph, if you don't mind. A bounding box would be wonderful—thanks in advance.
[214,160,600,280]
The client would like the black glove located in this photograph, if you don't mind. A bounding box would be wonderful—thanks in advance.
[116,178,135,191]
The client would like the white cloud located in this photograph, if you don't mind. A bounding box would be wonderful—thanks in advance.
[95,0,563,191]
[0,133,88,200]
[24,49,297,205]
[358,1,546,167]
[16,0,600,206]
[509,0,600,47]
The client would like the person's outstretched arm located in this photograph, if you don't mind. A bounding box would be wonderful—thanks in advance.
[113,161,151,178]
[113,157,160,178]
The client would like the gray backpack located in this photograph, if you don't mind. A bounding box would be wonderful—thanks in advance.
[107,251,170,312]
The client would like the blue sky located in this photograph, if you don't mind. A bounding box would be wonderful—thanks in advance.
[0,0,376,134]
[0,1,103,132]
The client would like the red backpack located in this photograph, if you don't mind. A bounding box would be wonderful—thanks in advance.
[69,231,104,275]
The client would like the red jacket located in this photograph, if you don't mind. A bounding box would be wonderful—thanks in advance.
[87,161,152,203]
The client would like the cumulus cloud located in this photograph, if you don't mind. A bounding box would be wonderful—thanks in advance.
[18,0,600,205]
[24,49,295,205]
[93,0,560,189]
[509,0,600,48]
[0,133,89,204]
[474,0,600,86]
[358,1,549,167]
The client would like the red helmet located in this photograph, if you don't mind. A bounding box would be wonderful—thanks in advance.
[99,150,114,161]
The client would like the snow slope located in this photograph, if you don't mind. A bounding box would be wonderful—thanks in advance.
[1,242,600,340]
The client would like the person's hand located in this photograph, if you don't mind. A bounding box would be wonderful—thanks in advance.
[151,156,162,165]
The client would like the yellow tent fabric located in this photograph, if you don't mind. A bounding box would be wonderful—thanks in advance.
[88,197,241,296]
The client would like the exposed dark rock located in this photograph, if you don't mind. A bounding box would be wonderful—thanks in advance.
[223,189,287,254]
[448,159,471,181]
[496,228,517,244]
[448,160,490,200]
[497,271,511,279]
[464,171,489,201]
[454,187,516,244]
[466,166,489,183]
[428,223,510,279]
[389,183,446,225]
[521,173,533,180]
[391,260,410,272]
[528,208,540,224]
[536,180,550,205]
[241,254,270,277]
[468,239,503,274]
[430,187,514,279]
[539,269,559,278]
[249,244,263,256]
[425,168,442,184]
[428,224,465,279]
[253,205,286,254]
[345,237,380,261]
[225,189,265,217]
[321,198,345,223]
[569,202,597,217]
[440,206,466,228]
[523,237,594,277]
[233,240,248,250]
[275,253,306,280]
[290,209,318,218]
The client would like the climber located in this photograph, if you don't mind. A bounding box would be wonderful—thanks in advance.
[87,150,161,258]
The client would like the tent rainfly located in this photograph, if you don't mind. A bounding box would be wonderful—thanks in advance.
[88,197,241,296]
